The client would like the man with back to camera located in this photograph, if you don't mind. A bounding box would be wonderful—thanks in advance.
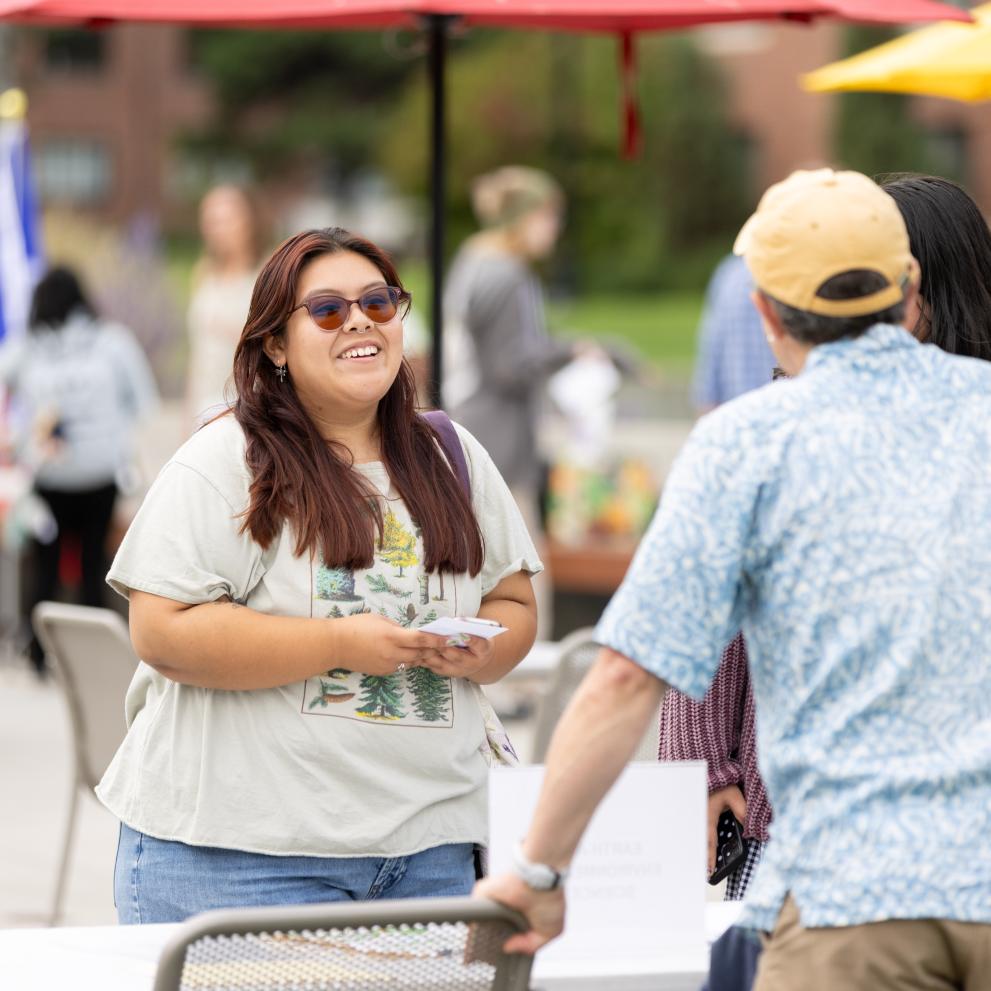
[476,169,991,989]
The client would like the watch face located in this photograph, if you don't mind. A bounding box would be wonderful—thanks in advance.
[513,845,563,890]
[523,863,563,890]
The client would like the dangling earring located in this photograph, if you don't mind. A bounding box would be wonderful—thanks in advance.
[275,363,287,383]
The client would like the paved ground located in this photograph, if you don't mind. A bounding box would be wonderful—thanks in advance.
[0,659,120,928]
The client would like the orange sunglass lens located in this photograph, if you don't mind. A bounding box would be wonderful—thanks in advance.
[308,298,348,329]
[360,289,398,321]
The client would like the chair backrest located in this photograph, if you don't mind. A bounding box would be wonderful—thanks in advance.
[153,896,533,991]
[32,602,138,790]
[530,627,660,763]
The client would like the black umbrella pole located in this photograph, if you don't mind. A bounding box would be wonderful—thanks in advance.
[427,14,449,410]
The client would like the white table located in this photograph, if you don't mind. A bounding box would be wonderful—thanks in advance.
[0,903,743,990]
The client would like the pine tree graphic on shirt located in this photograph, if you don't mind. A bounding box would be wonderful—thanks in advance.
[308,676,356,707]
[407,666,451,722]
[304,512,453,726]
[315,566,363,602]
[365,573,412,598]
[355,674,407,720]
[379,510,418,577]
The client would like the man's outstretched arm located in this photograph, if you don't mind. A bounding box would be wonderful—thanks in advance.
[475,647,667,954]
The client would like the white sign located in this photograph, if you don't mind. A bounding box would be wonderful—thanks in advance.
[489,762,707,981]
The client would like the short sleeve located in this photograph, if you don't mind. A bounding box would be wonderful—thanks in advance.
[455,423,543,595]
[107,460,265,605]
[594,411,760,699]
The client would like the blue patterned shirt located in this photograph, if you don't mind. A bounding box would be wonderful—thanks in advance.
[597,324,991,931]
[692,254,776,409]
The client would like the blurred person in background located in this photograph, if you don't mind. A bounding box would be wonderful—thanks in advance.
[882,172,991,363]
[692,253,776,412]
[0,265,158,676]
[100,227,541,922]
[444,166,584,639]
[185,184,262,428]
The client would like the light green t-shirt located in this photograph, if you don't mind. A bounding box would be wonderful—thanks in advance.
[97,413,541,858]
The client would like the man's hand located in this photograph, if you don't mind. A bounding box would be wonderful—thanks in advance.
[708,785,747,873]
[473,874,565,954]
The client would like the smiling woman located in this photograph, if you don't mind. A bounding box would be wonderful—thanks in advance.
[94,227,543,924]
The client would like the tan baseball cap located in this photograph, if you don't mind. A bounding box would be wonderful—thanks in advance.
[734,168,917,318]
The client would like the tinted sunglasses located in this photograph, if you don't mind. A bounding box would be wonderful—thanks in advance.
[291,286,411,332]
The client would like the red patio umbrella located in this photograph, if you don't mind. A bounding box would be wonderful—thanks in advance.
[0,0,972,29]
[0,0,971,403]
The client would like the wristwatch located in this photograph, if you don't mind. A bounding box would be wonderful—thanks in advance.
[511,840,569,891]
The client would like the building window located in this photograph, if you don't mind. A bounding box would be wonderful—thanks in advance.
[43,28,106,72]
[36,139,112,205]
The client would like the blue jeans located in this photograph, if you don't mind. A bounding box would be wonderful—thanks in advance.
[701,925,762,991]
[114,823,476,924]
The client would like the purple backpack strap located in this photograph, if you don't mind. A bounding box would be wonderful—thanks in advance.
[422,410,470,498]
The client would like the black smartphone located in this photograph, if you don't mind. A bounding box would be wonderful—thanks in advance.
[708,809,746,885]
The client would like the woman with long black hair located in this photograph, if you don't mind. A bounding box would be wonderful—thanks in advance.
[881,173,991,361]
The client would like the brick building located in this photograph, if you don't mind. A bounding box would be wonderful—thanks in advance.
[14,24,211,227]
[699,18,991,212]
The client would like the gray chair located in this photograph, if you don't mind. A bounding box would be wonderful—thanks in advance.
[153,896,533,991]
[529,627,660,764]
[31,601,138,926]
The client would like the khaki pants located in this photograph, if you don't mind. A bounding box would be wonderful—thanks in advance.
[755,896,991,991]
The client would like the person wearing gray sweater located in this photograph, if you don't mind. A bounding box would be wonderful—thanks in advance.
[444,168,580,638]
[0,266,158,673]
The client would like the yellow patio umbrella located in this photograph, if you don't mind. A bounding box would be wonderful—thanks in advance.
[803,3,991,102]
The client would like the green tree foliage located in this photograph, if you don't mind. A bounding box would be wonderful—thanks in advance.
[185,27,747,290]
[381,31,748,290]
[407,667,451,722]
[834,27,934,180]
[356,674,407,719]
[183,29,421,180]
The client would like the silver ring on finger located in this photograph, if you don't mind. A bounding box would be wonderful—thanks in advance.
[396,661,407,674]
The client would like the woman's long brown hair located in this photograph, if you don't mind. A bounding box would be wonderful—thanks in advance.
[232,228,484,576]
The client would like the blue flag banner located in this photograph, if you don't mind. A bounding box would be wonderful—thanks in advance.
[0,90,44,345]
